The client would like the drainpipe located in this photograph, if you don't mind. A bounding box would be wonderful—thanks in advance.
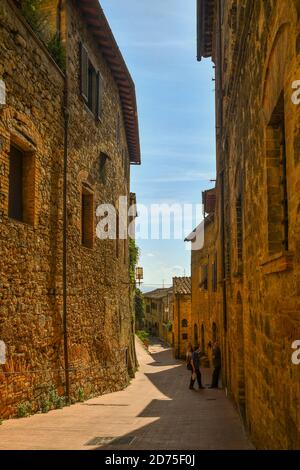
[217,0,228,388]
[62,8,70,401]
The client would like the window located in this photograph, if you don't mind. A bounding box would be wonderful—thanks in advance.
[182,319,188,328]
[266,92,288,253]
[146,305,150,314]
[81,186,94,248]
[182,333,188,340]
[151,302,157,311]
[80,42,103,119]
[200,264,208,290]
[8,144,35,225]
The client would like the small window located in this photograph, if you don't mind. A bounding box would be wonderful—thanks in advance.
[182,333,188,340]
[81,186,94,248]
[200,264,208,290]
[8,144,35,225]
[80,42,103,119]
[182,319,188,328]
[266,91,288,253]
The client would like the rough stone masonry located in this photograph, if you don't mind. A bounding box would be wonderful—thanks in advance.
[0,0,140,418]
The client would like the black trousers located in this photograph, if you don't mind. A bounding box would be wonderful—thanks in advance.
[190,368,203,389]
[211,366,221,388]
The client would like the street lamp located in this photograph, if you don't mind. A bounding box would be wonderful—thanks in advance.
[135,267,143,287]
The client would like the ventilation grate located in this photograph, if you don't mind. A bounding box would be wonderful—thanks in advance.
[85,435,136,446]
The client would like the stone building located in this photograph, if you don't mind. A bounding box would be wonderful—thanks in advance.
[186,188,221,364]
[0,0,140,418]
[144,287,173,344]
[197,0,300,449]
[172,277,192,359]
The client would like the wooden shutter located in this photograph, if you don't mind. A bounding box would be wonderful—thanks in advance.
[80,42,89,102]
[97,72,104,120]
[8,146,23,221]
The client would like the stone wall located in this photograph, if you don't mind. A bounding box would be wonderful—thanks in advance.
[0,0,135,418]
[190,218,221,365]
[211,0,300,449]
[173,294,192,359]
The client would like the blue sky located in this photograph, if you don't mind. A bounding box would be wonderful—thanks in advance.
[101,0,216,290]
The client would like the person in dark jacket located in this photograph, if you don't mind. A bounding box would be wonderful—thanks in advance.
[189,345,204,390]
[209,341,221,389]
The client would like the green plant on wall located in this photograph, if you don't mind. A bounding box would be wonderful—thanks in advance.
[129,238,139,284]
[20,1,66,71]
[21,0,48,36]
[47,34,66,71]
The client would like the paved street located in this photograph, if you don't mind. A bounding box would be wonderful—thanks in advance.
[0,338,253,450]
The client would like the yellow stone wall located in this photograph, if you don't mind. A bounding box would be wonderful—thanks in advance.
[173,294,192,359]
[207,0,300,449]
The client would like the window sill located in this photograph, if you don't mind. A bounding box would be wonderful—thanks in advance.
[8,217,35,229]
[260,251,294,275]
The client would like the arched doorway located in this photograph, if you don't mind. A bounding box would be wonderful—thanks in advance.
[237,292,246,421]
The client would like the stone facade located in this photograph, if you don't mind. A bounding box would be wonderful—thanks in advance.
[197,0,300,449]
[172,277,192,359]
[188,190,221,365]
[144,287,173,344]
[0,0,140,418]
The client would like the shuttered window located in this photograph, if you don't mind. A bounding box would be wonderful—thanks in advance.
[8,146,23,221]
[97,72,103,120]
[80,42,103,119]
[8,144,35,225]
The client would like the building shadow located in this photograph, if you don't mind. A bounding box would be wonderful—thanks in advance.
[93,351,253,450]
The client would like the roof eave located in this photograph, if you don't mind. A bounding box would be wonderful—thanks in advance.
[78,0,141,165]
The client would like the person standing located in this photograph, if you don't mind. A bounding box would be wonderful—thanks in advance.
[209,341,221,389]
[186,343,193,370]
[190,344,204,390]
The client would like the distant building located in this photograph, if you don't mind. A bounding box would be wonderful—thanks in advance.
[144,287,173,344]
[172,277,192,359]
[186,188,219,364]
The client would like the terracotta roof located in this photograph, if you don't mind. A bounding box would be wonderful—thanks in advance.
[144,288,173,300]
[197,0,215,61]
[173,277,191,295]
[78,0,141,165]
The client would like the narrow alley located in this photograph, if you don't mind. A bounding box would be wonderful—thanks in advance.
[0,339,252,450]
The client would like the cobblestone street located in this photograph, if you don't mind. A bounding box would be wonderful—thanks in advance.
[0,339,253,450]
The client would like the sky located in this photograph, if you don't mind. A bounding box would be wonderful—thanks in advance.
[101,0,216,291]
